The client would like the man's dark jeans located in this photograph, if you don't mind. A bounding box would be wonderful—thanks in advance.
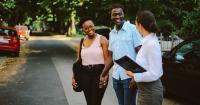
[113,78,137,105]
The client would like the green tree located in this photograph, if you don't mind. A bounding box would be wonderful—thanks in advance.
[0,0,16,25]
[1,0,199,38]
[36,0,84,35]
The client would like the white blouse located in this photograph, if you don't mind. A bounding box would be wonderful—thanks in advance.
[134,34,163,82]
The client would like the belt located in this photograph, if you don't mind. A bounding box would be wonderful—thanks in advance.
[82,64,104,69]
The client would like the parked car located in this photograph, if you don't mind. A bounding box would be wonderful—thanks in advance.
[162,36,200,104]
[0,26,20,57]
[95,26,111,40]
[14,25,30,40]
[158,35,183,51]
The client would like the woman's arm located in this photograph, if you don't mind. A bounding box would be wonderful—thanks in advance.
[100,35,113,76]
[72,39,82,87]
[76,44,80,61]
[100,36,109,63]
[133,43,163,82]
[99,36,113,87]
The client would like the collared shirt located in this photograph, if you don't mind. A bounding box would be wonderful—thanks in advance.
[134,34,163,82]
[109,21,142,80]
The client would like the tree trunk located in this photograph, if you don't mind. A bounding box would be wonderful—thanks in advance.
[69,11,76,36]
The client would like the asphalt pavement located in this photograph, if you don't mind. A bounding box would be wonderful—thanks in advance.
[0,35,118,105]
[0,34,191,105]
[0,40,69,105]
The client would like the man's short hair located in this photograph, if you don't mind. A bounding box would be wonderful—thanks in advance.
[111,4,125,13]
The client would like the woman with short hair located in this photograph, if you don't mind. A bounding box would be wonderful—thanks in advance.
[72,17,109,105]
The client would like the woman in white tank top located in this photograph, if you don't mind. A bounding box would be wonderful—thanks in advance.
[72,17,109,105]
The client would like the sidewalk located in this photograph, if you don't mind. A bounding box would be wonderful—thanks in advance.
[0,57,6,68]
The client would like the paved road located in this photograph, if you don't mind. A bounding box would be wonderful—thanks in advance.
[0,36,69,105]
[0,35,118,105]
[0,35,193,105]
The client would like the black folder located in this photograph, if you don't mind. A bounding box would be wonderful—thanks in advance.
[114,56,146,73]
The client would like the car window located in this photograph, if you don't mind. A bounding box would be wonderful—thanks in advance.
[8,30,17,36]
[95,26,110,40]
[0,29,6,35]
[0,28,17,36]
[176,39,200,61]
[15,26,28,30]
[193,41,200,57]
[96,28,110,40]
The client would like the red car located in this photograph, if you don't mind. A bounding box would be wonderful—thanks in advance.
[0,26,20,57]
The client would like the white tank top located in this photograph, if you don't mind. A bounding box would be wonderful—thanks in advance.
[81,34,104,65]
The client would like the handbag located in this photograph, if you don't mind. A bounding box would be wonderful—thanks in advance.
[72,38,84,92]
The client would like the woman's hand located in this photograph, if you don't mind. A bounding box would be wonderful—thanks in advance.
[72,77,78,88]
[99,74,109,88]
[125,71,137,89]
[129,78,137,89]
[126,70,134,78]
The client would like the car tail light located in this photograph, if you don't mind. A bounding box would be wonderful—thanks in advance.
[12,37,19,44]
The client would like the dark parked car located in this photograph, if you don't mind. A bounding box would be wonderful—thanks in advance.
[162,36,200,104]
[0,26,20,57]
[95,26,111,40]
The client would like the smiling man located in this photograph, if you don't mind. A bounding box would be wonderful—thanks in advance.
[100,4,142,105]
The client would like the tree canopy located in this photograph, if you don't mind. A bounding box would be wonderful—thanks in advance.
[0,0,199,38]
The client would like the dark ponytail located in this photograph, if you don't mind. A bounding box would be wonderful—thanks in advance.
[136,10,158,33]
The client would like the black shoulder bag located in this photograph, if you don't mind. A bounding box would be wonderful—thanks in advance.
[72,38,84,92]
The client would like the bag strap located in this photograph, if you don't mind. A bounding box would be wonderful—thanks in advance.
[78,38,84,60]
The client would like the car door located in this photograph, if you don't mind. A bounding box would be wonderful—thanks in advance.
[178,39,200,101]
[163,38,200,101]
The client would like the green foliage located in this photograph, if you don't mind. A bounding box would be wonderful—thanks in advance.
[0,0,199,38]
[32,20,42,31]
[177,7,200,38]
[157,20,174,36]
[0,0,16,25]
[135,0,200,38]
[0,0,15,9]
